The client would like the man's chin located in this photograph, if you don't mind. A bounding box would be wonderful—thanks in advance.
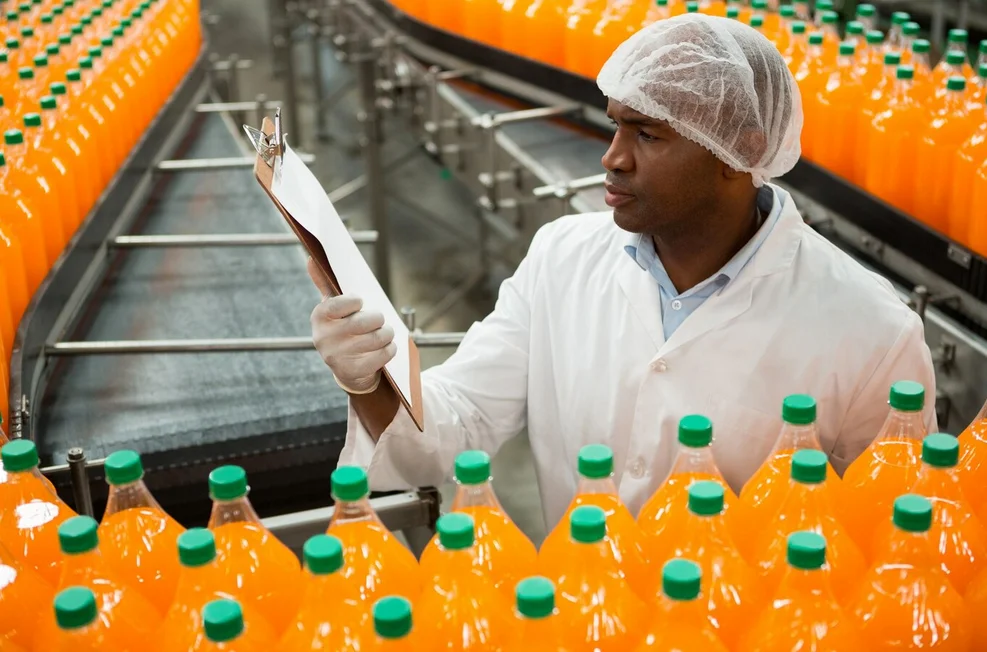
[611,207,647,234]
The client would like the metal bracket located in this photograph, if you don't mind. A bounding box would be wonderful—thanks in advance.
[909,285,961,324]
[67,448,95,517]
[532,172,607,215]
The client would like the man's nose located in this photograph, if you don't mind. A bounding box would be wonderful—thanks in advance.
[601,130,633,173]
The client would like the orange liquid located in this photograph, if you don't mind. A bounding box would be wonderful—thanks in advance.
[850,528,973,651]
[46,616,145,652]
[590,0,637,79]
[540,493,652,600]
[751,480,866,606]
[277,565,367,651]
[563,0,608,77]
[0,540,54,650]
[742,564,864,651]
[326,520,422,604]
[426,0,464,32]
[189,632,272,652]
[3,137,65,264]
[210,522,300,634]
[635,592,728,651]
[0,469,75,584]
[462,0,504,47]
[523,0,567,67]
[914,93,973,235]
[855,66,898,187]
[967,568,987,650]
[959,417,987,521]
[841,438,922,560]
[41,104,97,224]
[99,507,186,614]
[500,0,534,56]
[814,57,866,181]
[503,603,572,651]
[947,117,987,245]
[22,120,81,242]
[794,47,834,161]
[0,222,29,322]
[0,161,50,292]
[911,464,987,594]
[0,271,13,359]
[865,85,924,213]
[970,162,987,256]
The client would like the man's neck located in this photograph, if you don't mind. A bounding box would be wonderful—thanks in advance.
[652,196,761,293]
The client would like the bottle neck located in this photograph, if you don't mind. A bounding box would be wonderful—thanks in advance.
[329,496,382,527]
[776,566,835,600]
[942,89,966,112]
[913,53,932,73]
[893,78,914,99]
[882,528,938,568]
[659,595,709,626]
[207,495,261,528]
[576,475,619,496]
[451,481,504,512]
[772,422,822,455]
[104,479,161,516]
[670,444,719,476]
[62,548,105,581]
[878,408,926,442]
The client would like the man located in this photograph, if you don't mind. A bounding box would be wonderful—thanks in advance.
[308,15,936,528]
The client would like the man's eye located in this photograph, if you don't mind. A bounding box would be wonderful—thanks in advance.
[638,131,657,142]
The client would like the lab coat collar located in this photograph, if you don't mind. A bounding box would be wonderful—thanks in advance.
[616,183,803,357]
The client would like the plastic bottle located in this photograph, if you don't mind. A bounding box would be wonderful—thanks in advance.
[0,539,53,650]
[504,577,570,651]
[500,0,534,58]
[207,465,301,634]
[648,481,762,648]
[191,599,270,652]
[784,20,808,72]
[0,193,29,323]
[39,91,95,230]
[915,77,972,235]
[277,534,367,651]
[842,381,927,560]
[590,0,638,79]
[3,128,65,263]
[812,0,831,26]
[774,5,794,50]
[21,111,79,242]
[638,415,743,563]
[0,439,75,584]
[850,495,973,651]
[814,42,866,182]
[901,21,919,61]
[859,29,886,83]
[844,20,864,51]
[462,0,503,49]
[97,450,185,613]
[795,33,830,160]
[856,51,901,184]
[742,531,864,651]
[635,559,729,651]
[817,10,840,59]
[959,399,987,520]
[909,433,987,594]
[563,0,608,77]
[417,513,515,650]
[422,451,535,597]
[63,65,119,186]
[855,2,876,31]
[866,65,924,212]
[933,51,969,100]
[970,64,987,107]
[47,587,123,651]
[641,0,671,28]
[521,0,567,68]
[749,14,765,36]
[752,450,866,606]
[326,465,422,603]
[978,39,987,71]
[48,82,102,210]
[539,444,651,600]
[0,148,48,295]
[887,11,910,51]
[973,163,987,256]
[550,505,644,651]
[911,38,934,97]
[156,528,276,652]
[369,596,417,651]
[944,28,974,74]
[968,567,987,650]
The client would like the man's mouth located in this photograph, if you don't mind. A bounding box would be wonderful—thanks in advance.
[604,182,635,208]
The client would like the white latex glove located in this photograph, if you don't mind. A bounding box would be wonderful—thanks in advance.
[308,258,397,394]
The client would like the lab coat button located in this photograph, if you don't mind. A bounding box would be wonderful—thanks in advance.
[651,359,668,372]
[629,457,646,479]
[671,299,683,311]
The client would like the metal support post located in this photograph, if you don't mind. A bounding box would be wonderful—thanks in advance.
[66,448,95,517]
[156,153,315,171]
[109,232,379,248]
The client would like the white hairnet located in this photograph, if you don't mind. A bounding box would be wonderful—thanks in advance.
[597,14,803,187]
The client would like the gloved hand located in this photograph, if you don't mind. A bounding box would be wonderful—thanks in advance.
[308,258,397,394]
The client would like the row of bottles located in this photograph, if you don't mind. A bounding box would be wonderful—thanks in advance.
[0,0,203,428]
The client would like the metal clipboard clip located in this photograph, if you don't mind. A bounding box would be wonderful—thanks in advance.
[243,106,286,168]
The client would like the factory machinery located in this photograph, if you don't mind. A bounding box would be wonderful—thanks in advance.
[7,0,987,545]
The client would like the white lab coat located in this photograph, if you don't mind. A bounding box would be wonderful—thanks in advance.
[339,185,937,529]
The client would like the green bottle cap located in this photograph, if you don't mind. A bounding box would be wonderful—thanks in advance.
[980,39,987,55]
[132,7,144,17]
[791,21,806,34]
[893,494,933,532]
[839,42,856,56]
[657,0,668,6]
[112,26,123,37]
[178,528,216,567]
[570,505,606,544]
[54,587,98,630]
[121,17,132,27]
[303,534,344,575]
[5,11,17,21]
[946,51,966,65]
[436,512,474,550]
[104,449,144,485]
[782,394,816,425]
[678,414,713,448]
[787,530,826,569]
[903,21,919,36]
[662,559,702,601]
[516,577,555,619]
[897,65,915,79]
[891,11,910,25]
[791,449,827,484]
[66,68,81,82]
[80,15,91,25]
[454,450,491,485]
[59,516,99,554]
[54,5,64,15]
[88,46,101,58]
[752,0,767,7]
[866,30,884,45]
[17,66,32,79]
[0,51,6,65]
[577,444,613,479]
[100,36,113,47]
[5,37,18,50]
[750,15,764,27]
[948,28,968,44]
[889,380,924,411]
[780,5,795,18]
[0,152,5,166]
[856,3,875,16]
[208,465,248,501]
[922,433,959,468]
[687,480,725,516]
[40,95,56,110]
[91,7,102,16]
[103,0,114,7]
[816,0,832,9]
[58,34,71,45]
[821,10,838,24]
[40,13,52,24]
[846,21,864,35]
[979,63,987,79]
[71,25,82,35]
[1,438,37,470]
[20,26,32,38]
[0,95,3,107]
[203,600,244,643]
[79,56,92,69]
[912,39,930,54]
[884,51,902,65]
[726,7,739,18]
[374,596,413,639]
[65,0,76,6]
[33,53,47,66]
[331,465,369,501]
[810,33,825,46]
[685,1,698,11]
[17,2,29,11]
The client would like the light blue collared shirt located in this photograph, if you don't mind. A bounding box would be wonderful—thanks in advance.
[624,185,781,340]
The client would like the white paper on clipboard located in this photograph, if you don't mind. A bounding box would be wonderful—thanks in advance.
[271,142,414,407]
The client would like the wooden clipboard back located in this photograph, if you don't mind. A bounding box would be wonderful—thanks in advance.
[252,117,425,432]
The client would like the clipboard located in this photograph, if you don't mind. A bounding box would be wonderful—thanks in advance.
[245,110,425,432]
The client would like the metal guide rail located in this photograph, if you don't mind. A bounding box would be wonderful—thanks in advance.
[276,0,987,428]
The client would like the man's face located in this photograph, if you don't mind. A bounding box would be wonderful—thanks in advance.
[602,99,725,237]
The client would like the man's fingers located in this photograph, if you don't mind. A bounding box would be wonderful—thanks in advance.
[349,324,395,354]
[363,341,398,371]
[319,295,365,320]
[307,257,334,300]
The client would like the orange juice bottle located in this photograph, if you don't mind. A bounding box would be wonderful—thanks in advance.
[522,0,567,68]
[774,6,795,51]
[500,0,534,57]
[970,64,987,107]
[551,505,644,651]
[326,466,422,603]
[855,2,876,30]
[39,94,96,226]
[504,577,570,651]
[47,586,144,651]
[423,450,535,597]
[638,415,742,560]
[21,111,79,243]
[0,150,47,291]
[844,20,864,51]
[972,162,987,256]
[818,11,840,58]
[0,439,75,584]
[859,30,887,84]
[48,81,102,204]
[206,465,301,634]
[915,77,972,236]
[563,0,607,77]
[641,0,671,28]
[3,127,65,264]
[591,0,636,77]
[784,20,808,71]
[63,65,119,187]
[968,567,987,649]
[959,398,987,520]
[751,450,866,606]
[850,494,973,651]
[866,65,924,212]
[277,534,367,651]
[933,51,969,100]
[910,433,987,594]
[856,50,901,184]
[648,481,762,649]
[814,42,866,182]
[725,0,748,22]
[0,540,54,650]
[0,203,29,322]
[462,0,504,48]
[795,33,831,160]
[842,380,926,560]
[911,39,934,98]
[417,513,515,650]
[948,98,986,243]
[85,44,136,160]
[901,21,919,60]
[749,14,766,36]
[944,29,974,74]
[741,531,864,651]
[98,450,185,613]
[539,444,651,600]
[0,273,12,359]
[191,599,273,652]
[635,559,729,651]
[887,11,910,50]
[156,528,277,652]
[369,596,417,651]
